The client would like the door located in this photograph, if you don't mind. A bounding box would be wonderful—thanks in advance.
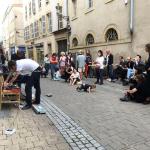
[57,39,67,56]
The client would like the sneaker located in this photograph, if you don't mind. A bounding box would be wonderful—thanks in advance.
[120,96,130,102]
[107,78,111,82]
[22,104,32,110]
[94,81,99,84]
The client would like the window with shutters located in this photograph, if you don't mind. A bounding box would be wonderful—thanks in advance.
[72,0,77,17]
[32,0,36,15]
[38,0,42,8]
[41,16,46,34]
[34,21,39,37]
[29,2,31,16]
[30,23,34,38]
[47,13,52,32]
[58,6,63,29]
[88,0,93,8]
[25,6,27,20]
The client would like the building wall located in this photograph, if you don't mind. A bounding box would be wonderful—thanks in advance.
[2,0,25,59]
[69,0,150,62]
[23,0,68,63]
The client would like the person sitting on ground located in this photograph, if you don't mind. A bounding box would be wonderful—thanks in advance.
[120,74,150,104]
[70,69,80,85]
[61,64,74,82]
[76,83,96,93]
[114,56,127,81]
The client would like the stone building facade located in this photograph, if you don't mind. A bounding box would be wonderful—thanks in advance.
[2,0,25,59]
[23,0,68,64]
[68,0,150,61]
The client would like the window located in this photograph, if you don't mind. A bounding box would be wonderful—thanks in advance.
[30,23,34,38]
[32,0,36,15]
[34,21,39,37]
[88,0,93,8]
[38,0,42,8]
[29,2,31,16]
[58,6,63,29]
[86,34,94,45]
[72,38,78,47]
[25,6,27,20]
[72,0,77,17]
[105,28,118,42]
[42,15,46,34]
[25,26,30,40]
[47,13,52,32]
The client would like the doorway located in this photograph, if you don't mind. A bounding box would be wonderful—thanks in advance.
[57,39,67,56]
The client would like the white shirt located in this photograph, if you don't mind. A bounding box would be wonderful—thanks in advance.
[95,56,104,69]
[44,57,49,64]
[16,59,39,75]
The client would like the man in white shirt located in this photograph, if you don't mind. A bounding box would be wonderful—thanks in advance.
[5,59,41,110]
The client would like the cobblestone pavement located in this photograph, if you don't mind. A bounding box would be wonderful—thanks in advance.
[41,78,150,150]
[0,105,71,150]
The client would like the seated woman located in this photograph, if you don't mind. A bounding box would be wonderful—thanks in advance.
[76,83,96,93]
[120,74,150,104]
[70,69,80,85]
[61,65,74,82]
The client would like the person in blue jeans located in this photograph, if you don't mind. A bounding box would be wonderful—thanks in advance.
[50,53,58,79]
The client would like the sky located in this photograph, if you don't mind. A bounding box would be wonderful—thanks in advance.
[0,0,11,41]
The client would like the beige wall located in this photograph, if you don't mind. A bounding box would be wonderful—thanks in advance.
[69,0,150,62]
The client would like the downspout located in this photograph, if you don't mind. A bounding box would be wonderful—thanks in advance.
[130,0,134,35]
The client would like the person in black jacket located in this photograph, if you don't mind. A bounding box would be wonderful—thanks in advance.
[106,50,114,81]
[145,43,150,77]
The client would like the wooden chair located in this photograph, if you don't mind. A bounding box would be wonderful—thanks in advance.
[0,75,20,110]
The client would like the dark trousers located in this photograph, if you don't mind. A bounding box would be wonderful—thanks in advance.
[96,68,104,83]
[44,63,50,76]
[50,64,58,79]
[107,65,114,79]
[25,71,41,106]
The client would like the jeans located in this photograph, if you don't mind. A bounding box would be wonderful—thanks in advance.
[25,71,41,106]
[96,68,104,83]
[50,64,58,79]
[127,68,134,79]
[44,63,50,76]
[107,65,114,79]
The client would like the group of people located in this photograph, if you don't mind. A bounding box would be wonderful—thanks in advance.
[0,42,150,111]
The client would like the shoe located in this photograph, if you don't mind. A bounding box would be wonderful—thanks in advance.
[99,83,104,85]
[22,105,31,110]
[120,96,130,102]
[107,78,111,82]
[32,101,40,105]
[94,81,99,84]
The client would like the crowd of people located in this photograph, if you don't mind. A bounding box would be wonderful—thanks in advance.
[0,43,150,110]
[41,44,150,104]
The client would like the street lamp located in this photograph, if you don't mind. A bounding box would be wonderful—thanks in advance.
[56,3,71,53]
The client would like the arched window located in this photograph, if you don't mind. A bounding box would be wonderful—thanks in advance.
[86,34,94,45]
[105,28,118,42]
[72,38,78,47]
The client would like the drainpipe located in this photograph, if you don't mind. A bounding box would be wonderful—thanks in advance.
[130,0,134,35]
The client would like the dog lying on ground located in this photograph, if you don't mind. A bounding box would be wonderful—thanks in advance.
[76,84,96,93]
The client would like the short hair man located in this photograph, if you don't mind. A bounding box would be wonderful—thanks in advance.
[5,59,41,110]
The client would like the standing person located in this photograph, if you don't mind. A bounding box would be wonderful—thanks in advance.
[76,50,86,80]
[50,53,58,80]
[106,50,114,82]
[0,46,6,65]
[95,50,105,85]
[5,59,41,110]
[85,50,92,78]
[59,52,66,75]
[145,43,150,77]
[44,54,50,77]
[66,52,74,67]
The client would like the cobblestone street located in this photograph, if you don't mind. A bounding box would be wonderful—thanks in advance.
[41,78,150,150]
[0,105,71,150]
